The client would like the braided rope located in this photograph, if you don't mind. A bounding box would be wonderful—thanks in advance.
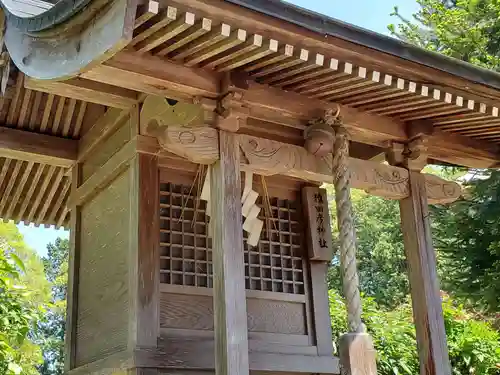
[333,126,364,333]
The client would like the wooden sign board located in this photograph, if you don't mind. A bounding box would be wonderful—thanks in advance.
[302,187,333,261]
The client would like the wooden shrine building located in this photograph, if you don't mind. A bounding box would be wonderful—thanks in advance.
[1,0,500,374]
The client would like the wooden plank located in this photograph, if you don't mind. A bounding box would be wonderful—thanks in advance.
[78,108,130,162]
[309,262,334,357]
[0,126,77,167]
[65,165,82,371]
[399,171,451,375]
[210,130,249,375]
[128,153,160,348]
[302,187,333,261]
[134,340,340,373]
[25,78,138,109]
[67,349,133,375]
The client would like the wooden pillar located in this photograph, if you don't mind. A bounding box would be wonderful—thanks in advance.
[64,164,81,372]
[210,130,249,375]
[392,139,451,375]
[128,153,160,350]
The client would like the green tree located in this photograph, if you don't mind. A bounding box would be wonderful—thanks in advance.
[388,0,500,313]
[327,188,409,308]
[0,222,47,374]
[432,170,500,313]
[39,238,69,375]
[388,0,500,70]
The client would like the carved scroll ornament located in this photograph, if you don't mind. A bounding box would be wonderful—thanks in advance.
[147,125,460,204]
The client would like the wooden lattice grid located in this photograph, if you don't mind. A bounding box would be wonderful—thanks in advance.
[159,182,305,294]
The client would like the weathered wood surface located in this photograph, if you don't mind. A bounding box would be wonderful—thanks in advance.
[135,338,340,373]
[128,153,159,348]
[25,78,138,109]
[339,333,377,375]
[309,262,334,356]
[160,292,307,335]
[302,187,333,261]
[148,126,461,203]
[210,130,249,375]
[75,170,130,366]
[0,126,77,167]
[4,0,136,80]
[399,171,452,375]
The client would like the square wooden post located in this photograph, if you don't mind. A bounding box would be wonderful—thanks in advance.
[210,130,250,375]
[399,170,451,375]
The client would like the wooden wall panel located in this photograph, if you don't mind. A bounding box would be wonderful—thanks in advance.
[160,292,306,335]
[75,170,130,366]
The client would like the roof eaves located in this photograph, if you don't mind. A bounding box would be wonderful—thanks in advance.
[225,0,500,92]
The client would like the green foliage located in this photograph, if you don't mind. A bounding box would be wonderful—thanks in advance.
[432,170,500,313]
[39,238,69,375]
[0,223,45,375]
[388,0,500,70]
[327,187,409,308]
[329,290,500,375]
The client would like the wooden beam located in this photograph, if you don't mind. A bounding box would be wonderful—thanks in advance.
[210,130,249,375]
[82,52,500,167]
[134,340,340,373]
[146,128,461,203]
[399,171,452,375]
[25,78,137,109]
[0,126,77,167]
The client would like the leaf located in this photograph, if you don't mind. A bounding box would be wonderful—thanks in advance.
[8,253,25,273]
[7,362,22,375]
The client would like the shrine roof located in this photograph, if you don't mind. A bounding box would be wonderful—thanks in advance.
[1,0,500,229]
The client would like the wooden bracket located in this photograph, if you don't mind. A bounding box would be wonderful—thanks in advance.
[387,137,428,172]
[215,72,250,132]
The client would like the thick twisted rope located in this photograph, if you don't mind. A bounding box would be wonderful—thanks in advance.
[332,125,364,333]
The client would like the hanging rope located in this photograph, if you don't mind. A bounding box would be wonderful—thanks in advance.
[332,125,364,333]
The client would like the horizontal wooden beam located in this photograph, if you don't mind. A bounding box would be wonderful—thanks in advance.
[25,77,138,109]
[82,52,500,167]
[138,130,461,204]
[0,126,77,167]
[134,339,340,373]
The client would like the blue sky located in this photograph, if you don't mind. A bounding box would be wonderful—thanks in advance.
[18,0,419,257]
